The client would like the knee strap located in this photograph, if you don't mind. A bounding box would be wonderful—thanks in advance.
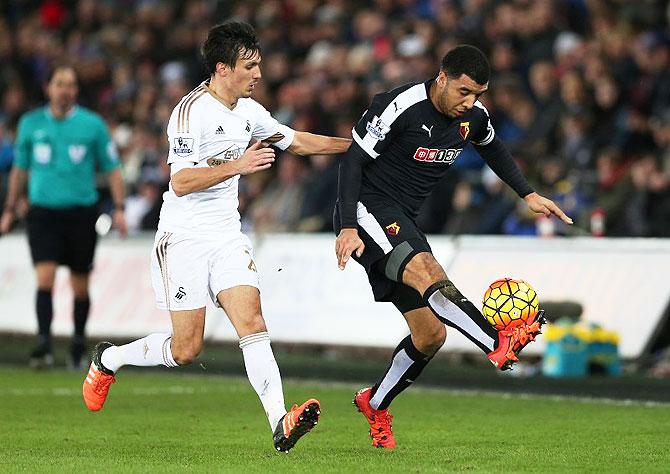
[423,279,463,302]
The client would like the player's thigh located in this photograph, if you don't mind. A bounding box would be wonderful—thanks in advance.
[170,307,206,355]
[208,236,265,337]
[402,252,448,295]
[208,236,259,299]
[216,285,266,338]
[150,232,210,311]
[357,202,433,281]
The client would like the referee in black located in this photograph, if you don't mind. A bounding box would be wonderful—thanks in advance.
[334,45,573,448]
[0,64,127,369]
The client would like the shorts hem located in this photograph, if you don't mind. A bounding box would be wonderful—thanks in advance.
[154,303,207,312]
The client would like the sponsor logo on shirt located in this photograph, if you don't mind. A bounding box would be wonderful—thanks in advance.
[206,148,242,167]
[173,137,194,157]
[366,115,390,141]
[413,147,462,164]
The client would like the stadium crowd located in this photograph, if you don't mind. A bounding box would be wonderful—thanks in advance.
[0,0,668,237]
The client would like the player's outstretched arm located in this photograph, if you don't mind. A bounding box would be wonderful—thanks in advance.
[287,131,351,156]
[524,192,573,224]
[171,141,275,197]
[475,137,573,225]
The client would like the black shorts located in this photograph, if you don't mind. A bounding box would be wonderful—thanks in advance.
[334,200,429,313]
[26,205,99,273]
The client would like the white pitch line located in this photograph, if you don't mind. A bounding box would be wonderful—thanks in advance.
[1,379,668,408]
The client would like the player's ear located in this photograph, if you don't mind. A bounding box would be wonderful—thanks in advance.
[215,62,229,77]
[437,71,447,88]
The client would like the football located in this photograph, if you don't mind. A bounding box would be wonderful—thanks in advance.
[482,278,539,329]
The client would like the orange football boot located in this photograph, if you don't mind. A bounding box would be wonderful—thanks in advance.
[82,342,116,411]
[273,398,321,453]
[353,387,397,449]
[488,310,546,370]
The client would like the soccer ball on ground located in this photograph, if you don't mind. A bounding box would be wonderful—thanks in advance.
[482,278,539,330]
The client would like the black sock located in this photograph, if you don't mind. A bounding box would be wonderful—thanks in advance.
[423,280,498,354]
[73,297,90,345]
[36,289,53,347]
[369,336,432,410]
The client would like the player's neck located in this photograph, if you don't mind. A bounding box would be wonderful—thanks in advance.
[206,76,239,110]
[48,103,75,119]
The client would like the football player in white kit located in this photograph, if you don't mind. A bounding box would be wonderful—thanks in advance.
[82,21,351,453]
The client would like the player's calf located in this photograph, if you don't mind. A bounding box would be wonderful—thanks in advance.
[422,279,499,354]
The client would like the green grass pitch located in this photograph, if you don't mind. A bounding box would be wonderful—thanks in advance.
[1,366,668,473]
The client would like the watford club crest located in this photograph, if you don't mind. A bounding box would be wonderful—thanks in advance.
[385,222,401,236]
[459,121,470,140]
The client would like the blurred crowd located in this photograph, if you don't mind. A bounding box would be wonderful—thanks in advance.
[0,0,668,237]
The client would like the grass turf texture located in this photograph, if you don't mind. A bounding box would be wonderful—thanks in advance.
[1,367,668,473]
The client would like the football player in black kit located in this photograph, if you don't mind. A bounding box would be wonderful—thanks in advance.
[334,45,573,449]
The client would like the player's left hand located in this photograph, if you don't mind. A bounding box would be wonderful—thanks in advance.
[335,228,365,270]
[523,192,573,225]
[113,209,128,237]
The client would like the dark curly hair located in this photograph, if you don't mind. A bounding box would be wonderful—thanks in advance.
[441,45,490,85]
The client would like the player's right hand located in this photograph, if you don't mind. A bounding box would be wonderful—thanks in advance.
[236,140,275,175]
[335,228,364,270]
[0,209,14,235]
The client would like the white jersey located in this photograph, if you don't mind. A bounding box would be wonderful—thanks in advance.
[158,82,295,235]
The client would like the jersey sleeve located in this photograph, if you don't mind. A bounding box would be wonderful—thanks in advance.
[250,101,295,150]
[351,92,408,159]
[166,100,202,164]
[13,116,31,170]
[470,101,495,146]
[94,117,121,172]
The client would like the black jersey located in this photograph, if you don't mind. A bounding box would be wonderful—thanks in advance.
[352,80,494,218]
[337,79,534,229]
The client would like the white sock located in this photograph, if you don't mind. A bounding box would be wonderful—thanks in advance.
[100,333,178,373]
[239,332,286,430]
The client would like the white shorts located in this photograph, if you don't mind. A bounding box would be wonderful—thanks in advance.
[150,231,260,311]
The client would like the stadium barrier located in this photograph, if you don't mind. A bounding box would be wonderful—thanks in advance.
[0,233,668,359]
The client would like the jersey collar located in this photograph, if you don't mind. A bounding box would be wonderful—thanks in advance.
[203,80,237,111]
[46,105,78,120]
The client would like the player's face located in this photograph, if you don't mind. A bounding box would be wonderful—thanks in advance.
[228,50,262,99]
[46,68,78,110]
[438,72,488,118]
